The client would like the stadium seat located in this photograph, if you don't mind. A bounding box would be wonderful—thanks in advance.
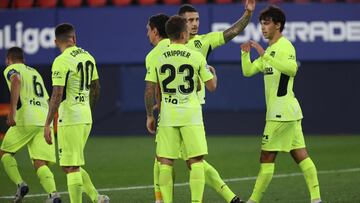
[137,0,157,5]
[0,0,9,8]
[320,0,336,2]
[112,0,132,6]
[87,0,107,6]
[267,0,284,4]
[62,0,82,7]
[163,0,181,4]
[214,0,232,4]
[294,0,310,4]
[346,0,360,2]
[37,0,58,8]
[13,0,34,8]
[188,0,207,4]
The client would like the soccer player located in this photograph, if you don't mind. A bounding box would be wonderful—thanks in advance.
[146,14,245,203]
[178,1,255,104]
[1,47,61,203]
[43,23,109,203]
[145,15,217,203]
[240,6,322,203]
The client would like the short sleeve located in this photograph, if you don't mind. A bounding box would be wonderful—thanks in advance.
[144,54,158,83]
[51,58,68,86]
[198,56,213,83]
[205,32,225,50]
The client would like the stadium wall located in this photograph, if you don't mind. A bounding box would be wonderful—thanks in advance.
[0,4,359,135]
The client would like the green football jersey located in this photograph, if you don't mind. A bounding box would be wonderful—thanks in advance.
[145,43,214,126]
[3,63,49,126]
[145,39,170,70]
[241,36,303,121]
[51,46,99,126]
[186,32,225,104]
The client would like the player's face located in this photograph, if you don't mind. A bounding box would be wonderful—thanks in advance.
[260,19,280,40]
[146,23,156,46]
[182,12,199,36]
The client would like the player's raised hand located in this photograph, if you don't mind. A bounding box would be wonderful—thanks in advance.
[245,0,256,12]
[44,125,53,145]
[250,40,265,56]
[241,41,251,52]
[146,115,156,134]
[6,112,16,126]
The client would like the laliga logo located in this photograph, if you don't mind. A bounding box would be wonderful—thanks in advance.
[0,21,55,55]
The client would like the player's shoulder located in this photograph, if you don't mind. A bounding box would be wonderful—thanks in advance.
[279,37,295,49]
[203,31,222,39]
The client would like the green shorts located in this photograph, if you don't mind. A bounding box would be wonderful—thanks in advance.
[262,120,306,152]
[57,124,92,166]
[156,125,208,160]
[1,126,56,163]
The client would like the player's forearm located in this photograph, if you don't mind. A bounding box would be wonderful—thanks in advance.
[90,80,100,111]
[45,86,63,126]
[241,51,260,77]
[9,77,21,112]
[262,54,297,77]
[223,10,252,43]
[145,82,156,117]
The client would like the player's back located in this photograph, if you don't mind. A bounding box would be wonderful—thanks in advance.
[3,64,49,126]
[52,46,99,126]
[154,43,212,127]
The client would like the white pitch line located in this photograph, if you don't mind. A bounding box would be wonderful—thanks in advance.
[1,167,359,199]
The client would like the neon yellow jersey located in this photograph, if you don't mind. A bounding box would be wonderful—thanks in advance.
[145,43,213,126]
[241,36,303,121]
[186,32,225,104]
[3,64,49,126]
[145,39,170,71]
[51,46,99,126]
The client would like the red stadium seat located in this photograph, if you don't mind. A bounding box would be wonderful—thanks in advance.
[13,0,34,8]
[112,0,132,6]
[87,0,107,6]
[294,0,310,4]
[0,0,9,8]
[62,0,82,7]
[214,0,232,4]
[37,0,58,8]
[267,0,283,4]
[346,0,360,2]
[188,0,207,4]
[163,0,181,5]
[137,0,157,5]
[320,0,336,2]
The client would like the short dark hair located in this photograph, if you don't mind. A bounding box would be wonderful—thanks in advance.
[7,47,24,62]
[165,15,187,40]
[55,23,75,41]
[178,4,197,16]
[148,14,169,39]
[259,6,286,32]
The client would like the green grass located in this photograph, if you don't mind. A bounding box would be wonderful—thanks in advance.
[1,135,360,203]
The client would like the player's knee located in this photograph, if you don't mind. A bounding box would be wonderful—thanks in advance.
[62,166,80,173]
[260,151,277,163]
[0,150,14,159]
[33,159,48,170]
[187,155,204,166]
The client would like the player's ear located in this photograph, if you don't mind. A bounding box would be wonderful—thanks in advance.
[275,22,281,31]
[72,35,77,45]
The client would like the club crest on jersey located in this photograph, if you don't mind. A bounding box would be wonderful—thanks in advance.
[194,40,202,49]
[270,51,276,57]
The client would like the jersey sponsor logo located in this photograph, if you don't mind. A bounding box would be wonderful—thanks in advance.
[212,21,360,43]
[52,71,62,79]
[29,98,42,106]
[75,92,86,103]
[0,21,55,55]
[264,67,273,75]
[194,40,202,49]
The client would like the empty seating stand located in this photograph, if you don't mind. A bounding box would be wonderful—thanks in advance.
[13,0,34,8]
[62,0,82,7]
[112,0,132,6]
[37,0,58,8]
[87,0,107,6]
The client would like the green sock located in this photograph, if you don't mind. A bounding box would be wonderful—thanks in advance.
[80,168,99,202]
[153,159,163,201]
[190,162,205,203]
[203,160,236,203]
[249,163,275,203]
[67,171,83,203]
[37,165,56,194]
[159,164,173,203]
[1,153,22,185]
[299,158,321,201]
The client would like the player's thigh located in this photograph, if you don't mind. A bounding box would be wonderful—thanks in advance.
[1,126,35,153]
[180,125,208,159]
[262,121,296,152]
[57,124,90,166]
[156,126,181,159]
[290,120,306,150]
[27,126,56,164]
